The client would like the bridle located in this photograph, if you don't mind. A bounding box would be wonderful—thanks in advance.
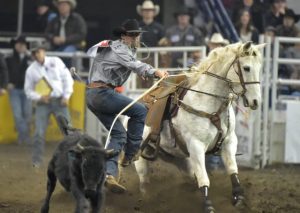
[202,56,260,106]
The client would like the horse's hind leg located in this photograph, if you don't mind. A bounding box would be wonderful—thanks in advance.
[134,157,150,194]
[189,140,215,213]
[221,133,245,207]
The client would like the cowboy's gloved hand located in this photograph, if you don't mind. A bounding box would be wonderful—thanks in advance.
[154,70,169,79]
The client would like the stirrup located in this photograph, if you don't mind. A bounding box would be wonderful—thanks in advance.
[140,134,160,161]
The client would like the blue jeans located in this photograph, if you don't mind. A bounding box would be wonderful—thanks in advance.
[205,155,224,171]
[32,98,70,165]
[9,89,32,144]
[86,88,147,178]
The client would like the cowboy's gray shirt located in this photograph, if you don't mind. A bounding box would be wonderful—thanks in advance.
[89,40,156,86]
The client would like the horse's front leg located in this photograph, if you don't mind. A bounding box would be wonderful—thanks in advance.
[189,140,215,213]
[134,156,150,194]
[221,133,245,208]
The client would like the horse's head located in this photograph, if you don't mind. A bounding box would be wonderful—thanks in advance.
[227,42,266,110]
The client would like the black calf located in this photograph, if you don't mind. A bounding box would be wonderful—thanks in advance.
[41,115,117,213]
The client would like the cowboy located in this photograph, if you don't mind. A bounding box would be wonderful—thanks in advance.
[137,0,164,47]
[207,33,229,52]
[86,19,169,193]
[45,0,87,52]
[24,41,74,168]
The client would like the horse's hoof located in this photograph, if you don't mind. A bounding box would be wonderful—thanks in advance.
[204,200,216,213]
[139,182,150,195]
[232,195,246,208]
[205,206,216,213]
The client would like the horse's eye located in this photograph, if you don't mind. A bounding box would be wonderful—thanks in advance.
[244,51,250,56]
[243,66,250,72]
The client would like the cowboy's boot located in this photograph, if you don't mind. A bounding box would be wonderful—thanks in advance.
[105,175,127,193]
[120,150,141,167]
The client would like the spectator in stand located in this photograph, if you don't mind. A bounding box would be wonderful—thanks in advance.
[6,36,32,145]
[207,33,229,52]
[24,41,74,168]
[263,0,287,29]
[136,1,164,88]
[166,7,204,67]
[232,0,265,33]
[276,9,300,48]
[45,0,87,52]
[137,0,164,47]
[35,0,57,33]
[0,53,8,96]
[282,32,300,96]
[235,9,259,43]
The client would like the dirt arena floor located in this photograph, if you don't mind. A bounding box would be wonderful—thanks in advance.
[0,143,300,213]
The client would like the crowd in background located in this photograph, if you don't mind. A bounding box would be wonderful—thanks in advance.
[1,0,300,158]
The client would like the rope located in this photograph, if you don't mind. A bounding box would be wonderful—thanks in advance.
[104,76,165,149]
[104,72,199,149]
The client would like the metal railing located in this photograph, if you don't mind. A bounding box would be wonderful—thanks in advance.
[269,36,300,164]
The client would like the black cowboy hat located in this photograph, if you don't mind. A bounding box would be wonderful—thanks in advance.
[284,9,300,23]
[113,19,146,37]
[10,35,29,47]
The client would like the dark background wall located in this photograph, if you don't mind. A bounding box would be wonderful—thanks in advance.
[0,0,171,49]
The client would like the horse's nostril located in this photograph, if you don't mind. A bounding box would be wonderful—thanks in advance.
[253,99,258,106]
[243,96,249,107]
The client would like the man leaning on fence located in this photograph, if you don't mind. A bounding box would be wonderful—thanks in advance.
[6,36,32,145]
[24,41,74,168]
[45,0,87,52]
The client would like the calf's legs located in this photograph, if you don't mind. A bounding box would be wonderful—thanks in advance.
[41,164,57,213]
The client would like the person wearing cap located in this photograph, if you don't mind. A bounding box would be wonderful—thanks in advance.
[207,33,229,52]
[45,0,87,53]
[24,41,74,167]
[165,7,204,67]
[0,53,8,96]
[86,19,169,193]
[6,36,32,145]
[263,0,286,29]
[35,0,57,33]
[137,0,164,47]
[276,8,300,49]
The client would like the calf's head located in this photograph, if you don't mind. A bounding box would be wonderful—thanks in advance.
[68,143,117,198]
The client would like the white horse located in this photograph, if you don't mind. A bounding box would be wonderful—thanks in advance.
[134,42,265,212]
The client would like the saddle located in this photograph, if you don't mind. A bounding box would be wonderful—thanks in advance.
[140,75,187,160]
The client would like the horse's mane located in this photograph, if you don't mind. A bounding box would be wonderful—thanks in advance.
[188,42,262,86]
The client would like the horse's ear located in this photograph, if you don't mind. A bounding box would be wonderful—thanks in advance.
[243,41,252,51]
[255,43,267,50]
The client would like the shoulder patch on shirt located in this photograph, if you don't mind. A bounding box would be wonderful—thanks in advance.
[98,40,110,47]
